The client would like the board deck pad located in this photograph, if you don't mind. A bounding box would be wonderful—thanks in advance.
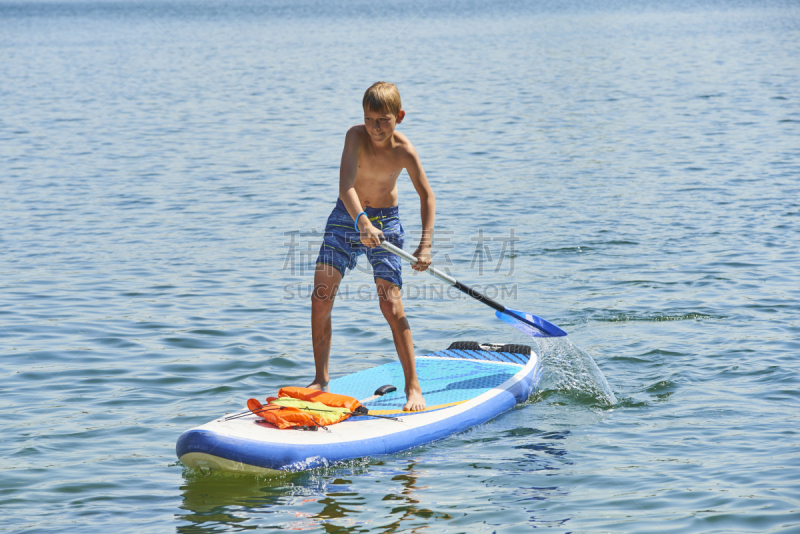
[334,350,526,415]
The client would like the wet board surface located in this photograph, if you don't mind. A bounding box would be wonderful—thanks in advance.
[176,346,543,475]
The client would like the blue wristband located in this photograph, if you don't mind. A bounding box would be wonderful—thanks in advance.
[354,211,367,231]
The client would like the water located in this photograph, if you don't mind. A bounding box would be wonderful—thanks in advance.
[2,0,799,531]
[536,338,617,406]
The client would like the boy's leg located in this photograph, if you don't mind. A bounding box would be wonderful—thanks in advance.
[375,278,426,411]
[309,262,343,391]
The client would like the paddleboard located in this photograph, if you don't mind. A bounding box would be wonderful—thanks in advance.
[176,342,542,475]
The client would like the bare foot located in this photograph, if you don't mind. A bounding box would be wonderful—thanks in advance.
[403,386,426,412]
[307,381,329,392]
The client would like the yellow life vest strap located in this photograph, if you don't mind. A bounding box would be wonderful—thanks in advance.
[270,397,351,426]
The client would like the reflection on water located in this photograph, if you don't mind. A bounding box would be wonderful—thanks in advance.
[177,460,435,532]
[177,472,299,532]
[372,463,446,533]
[177,425,572,531]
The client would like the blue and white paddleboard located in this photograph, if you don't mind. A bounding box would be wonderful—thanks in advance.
[176,343,542,475]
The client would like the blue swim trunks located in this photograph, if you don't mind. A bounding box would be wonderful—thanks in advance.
[316,199,405,287]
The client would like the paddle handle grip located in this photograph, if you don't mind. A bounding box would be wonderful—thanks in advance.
[379,240,507,314]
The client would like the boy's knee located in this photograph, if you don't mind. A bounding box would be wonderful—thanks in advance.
[378,293,402,317]
[312,280,337,300]
[311,289,335,316]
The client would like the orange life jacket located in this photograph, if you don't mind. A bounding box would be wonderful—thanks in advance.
[278,387,363,413]
[247,398,319,429]
[247,388,364,430]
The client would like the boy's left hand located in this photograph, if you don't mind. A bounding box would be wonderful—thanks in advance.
[412,245,432,272]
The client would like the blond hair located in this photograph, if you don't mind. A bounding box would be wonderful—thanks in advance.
[362,82,402,115]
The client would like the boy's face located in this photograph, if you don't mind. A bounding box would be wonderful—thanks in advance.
[364,108,405,144]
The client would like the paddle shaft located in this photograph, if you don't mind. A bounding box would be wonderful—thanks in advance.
[379,240,508,315]
[378,238,568,337]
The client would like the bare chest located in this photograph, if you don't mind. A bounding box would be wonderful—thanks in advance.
[356,150,403,184]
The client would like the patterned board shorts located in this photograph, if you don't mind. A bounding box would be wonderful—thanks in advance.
[315,198,405,287]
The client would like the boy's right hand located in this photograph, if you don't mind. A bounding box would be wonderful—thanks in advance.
[358,219,384,248]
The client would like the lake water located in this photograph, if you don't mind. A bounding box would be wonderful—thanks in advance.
[2,0,799,532]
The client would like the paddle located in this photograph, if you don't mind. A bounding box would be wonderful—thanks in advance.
[379,238,567,338]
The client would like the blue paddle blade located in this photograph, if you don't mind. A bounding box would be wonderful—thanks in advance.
[496,308,568,338]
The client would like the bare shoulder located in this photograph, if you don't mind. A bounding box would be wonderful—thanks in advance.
[346,124,369,143]
[392,131,420,164]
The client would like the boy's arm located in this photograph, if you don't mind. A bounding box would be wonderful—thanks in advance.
[339,127,383,247]
[405,147,435,272]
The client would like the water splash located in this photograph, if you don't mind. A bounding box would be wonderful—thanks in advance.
[283,455,331,472]
[534,337,617,406]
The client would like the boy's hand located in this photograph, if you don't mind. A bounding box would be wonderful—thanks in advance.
[359,220,384,248]
[411,245,432,271]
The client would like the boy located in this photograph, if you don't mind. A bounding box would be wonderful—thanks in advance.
[308,82,435,411]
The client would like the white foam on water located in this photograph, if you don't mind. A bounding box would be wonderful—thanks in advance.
[534,337,617,405]
[284,455,331,472]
